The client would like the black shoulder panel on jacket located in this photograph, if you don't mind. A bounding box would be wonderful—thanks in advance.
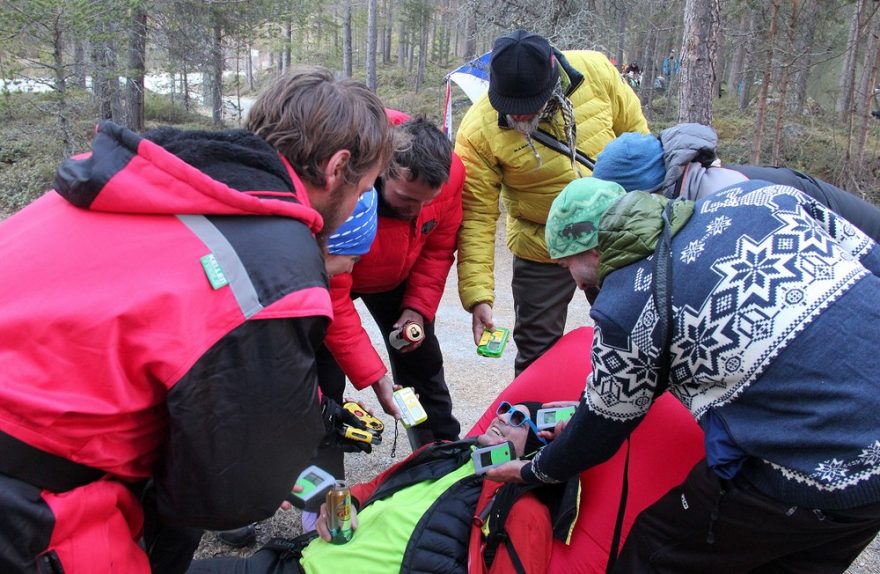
[54,121,140,208]
[208,215,328,308]
[157,315,328,529]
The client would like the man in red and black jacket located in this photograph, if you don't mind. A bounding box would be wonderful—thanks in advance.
[0,67,392,574]
[318,112,466,455]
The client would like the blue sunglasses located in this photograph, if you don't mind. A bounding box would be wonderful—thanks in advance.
[496,401,548,445]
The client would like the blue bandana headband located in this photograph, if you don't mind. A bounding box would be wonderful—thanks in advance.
[327,188,378,256]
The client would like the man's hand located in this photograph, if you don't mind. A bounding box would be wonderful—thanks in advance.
[279,484,304,511]
[321,397,373,453]
[315,501,359,542]
[486,460,528,484]
[393,309,425,353]
[536,400,578,441]
[471,302,495,345]
[372,374,402,420]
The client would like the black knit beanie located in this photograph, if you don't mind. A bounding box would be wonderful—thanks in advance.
[518,401,545,457]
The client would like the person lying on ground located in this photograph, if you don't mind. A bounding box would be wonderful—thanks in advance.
[188,401,579,574]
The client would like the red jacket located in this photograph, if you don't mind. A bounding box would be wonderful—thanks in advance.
[325,109,465,389]
[0,122,332,572]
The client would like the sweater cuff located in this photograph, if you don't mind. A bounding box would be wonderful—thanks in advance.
[522,451,563,485]
[520,462,541,485]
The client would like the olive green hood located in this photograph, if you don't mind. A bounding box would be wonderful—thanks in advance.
[597,192,695,284]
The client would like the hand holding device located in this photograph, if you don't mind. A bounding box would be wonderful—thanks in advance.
[477,327,509,358]
[536,406,576,430]
[286,465,336,508]
[472,440,515,475]
[392,387,428,428]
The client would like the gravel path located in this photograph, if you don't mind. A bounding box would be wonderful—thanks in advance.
[194,227,878,572]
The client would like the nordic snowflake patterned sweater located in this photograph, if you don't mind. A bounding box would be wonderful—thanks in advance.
[524,181,880,511]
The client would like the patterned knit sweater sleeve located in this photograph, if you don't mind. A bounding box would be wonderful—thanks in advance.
[522,312,649,484]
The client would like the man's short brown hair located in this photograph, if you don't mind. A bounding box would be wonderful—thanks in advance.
[246,66,392,188]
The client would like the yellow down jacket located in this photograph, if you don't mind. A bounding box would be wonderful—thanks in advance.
[454,49,648,310]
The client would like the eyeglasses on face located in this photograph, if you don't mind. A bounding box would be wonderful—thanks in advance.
[495,401,548,444]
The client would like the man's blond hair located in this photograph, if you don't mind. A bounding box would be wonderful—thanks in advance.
[247,66,392,188]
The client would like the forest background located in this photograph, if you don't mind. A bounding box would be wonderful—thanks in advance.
[2,0,880,215]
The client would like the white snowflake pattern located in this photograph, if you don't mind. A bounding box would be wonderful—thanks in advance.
[706,215,732,236]
[680,239,705,264]
[812,458,848,483]
[857,441,880,467]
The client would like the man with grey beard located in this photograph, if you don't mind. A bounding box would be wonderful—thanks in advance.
[455,29,648,376]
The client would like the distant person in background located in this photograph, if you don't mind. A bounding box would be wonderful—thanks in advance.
[590,125,880,242]
[455,28,648,376]
[623,62,642,90]
[661,48,679,78]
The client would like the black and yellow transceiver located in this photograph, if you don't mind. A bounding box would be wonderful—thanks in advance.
[343,402,384,433]
[341,402,384,445]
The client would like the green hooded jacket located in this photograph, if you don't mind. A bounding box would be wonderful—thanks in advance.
[597,192,695,284]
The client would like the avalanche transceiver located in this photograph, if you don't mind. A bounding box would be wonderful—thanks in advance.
[477,328,509,358]
[392,387,428,429]
[287,465,336,507]
[535,406,577,430]
[472,441,515,474]
[343,401,385,434]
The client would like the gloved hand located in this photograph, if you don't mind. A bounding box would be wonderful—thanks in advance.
[321,397,373,453]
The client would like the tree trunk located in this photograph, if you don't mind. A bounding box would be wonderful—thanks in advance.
[52,14,73,156]
[678,0,721,125]
[415,10,429,91]
[367,0,378,90]
[855,14,880,167]
[182,67,190,112]
[210,10,223,126]
[771,1,800,165]
[92,19,122,122]
[464,6,477,61]
[751,2,779,164]
[398,20,407,68]
[836,0,864,121]
[615,2,625,69]
[738,8,758,112]
[73,39,87,89]
[343,0,353,78]
[856,10,879,117]
[283,20,292,73]
[641,27,658,114]
[788,0,818,115]
[727,11,748,101]
[246,42,254,92]
[125,6,146,133]
[383,0,393,64]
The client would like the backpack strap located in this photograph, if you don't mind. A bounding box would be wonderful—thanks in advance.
[606,199,677,573]
[482,483,538,574]
[530,128,596,171]
[651,198,677,397]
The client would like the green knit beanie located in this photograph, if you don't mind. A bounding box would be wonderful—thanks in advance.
[545,178,625,258]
